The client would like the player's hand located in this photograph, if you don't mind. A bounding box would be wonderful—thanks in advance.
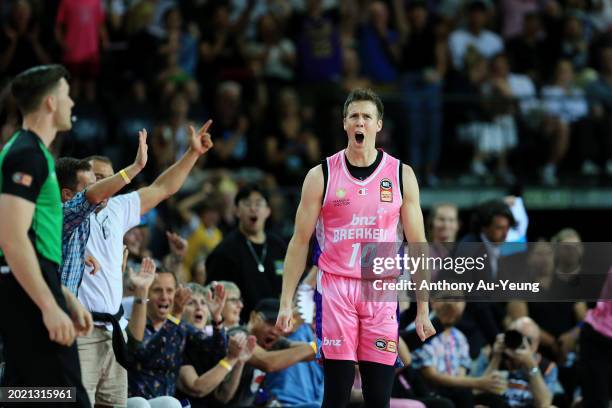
[415,312,436,342]
[188,119,214,156]
[133,128,148,170]
[275,304,293,334]
[42,303,77,346]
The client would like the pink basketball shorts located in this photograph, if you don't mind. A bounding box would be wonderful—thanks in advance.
[314,269,399,366]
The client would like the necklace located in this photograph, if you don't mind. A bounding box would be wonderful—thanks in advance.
[245,239,267,273]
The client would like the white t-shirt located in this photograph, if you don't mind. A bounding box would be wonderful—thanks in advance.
[79,192,141,328]
[449,29,504,69]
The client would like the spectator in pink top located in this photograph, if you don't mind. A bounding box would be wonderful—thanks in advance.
[55,0,108,101]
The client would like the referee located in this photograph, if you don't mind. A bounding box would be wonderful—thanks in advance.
[0,65,91,407]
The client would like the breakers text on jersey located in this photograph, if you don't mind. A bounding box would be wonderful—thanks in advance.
[332,213,388,242]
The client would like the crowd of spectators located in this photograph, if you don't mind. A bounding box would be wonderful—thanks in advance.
[2,0,612,187]
[1,0,612,407]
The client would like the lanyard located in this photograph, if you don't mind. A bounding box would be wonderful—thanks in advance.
[246,239,267,273]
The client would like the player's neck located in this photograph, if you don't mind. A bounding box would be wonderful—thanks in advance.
[22,115,56,147]
[345,147,378,167]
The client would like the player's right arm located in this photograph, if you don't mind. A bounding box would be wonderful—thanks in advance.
[276,165,323,333]
[0,151,75,346]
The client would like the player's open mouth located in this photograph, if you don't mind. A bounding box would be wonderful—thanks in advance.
[355,132,365,144]
[249,216,258,224]
[158,304,170,313]
[194,311,204,323]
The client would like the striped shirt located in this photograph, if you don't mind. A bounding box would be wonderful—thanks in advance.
[60,190,97,294]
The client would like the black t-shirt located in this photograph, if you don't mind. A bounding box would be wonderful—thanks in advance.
[206,230,287,321]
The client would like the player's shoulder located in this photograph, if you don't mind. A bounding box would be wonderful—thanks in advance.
[3,131,45,159]
[304,164,324,182]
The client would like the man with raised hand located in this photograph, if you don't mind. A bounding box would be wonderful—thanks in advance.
[57,129,149,295]
[76,121,213,408]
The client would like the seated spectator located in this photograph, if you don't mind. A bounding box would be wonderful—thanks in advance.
[506,13,552,86]
[481,317,559,407]
[261,322,323,407]
[176,283,257,408]
[127,269,227,401]
[557,15,590,74]
[427,203,460,281]
[217,280,243,329]
[206,298,316,407]
[585,45,612,177]
[412,299,507,408]
[124,258,182,408]
[540,59,589,184]
[454,51,513,180]
[448,0,504,70]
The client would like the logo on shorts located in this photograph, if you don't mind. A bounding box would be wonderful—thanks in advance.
[374,338,397,353]
[322,338,342,347]
[380,178,392,203]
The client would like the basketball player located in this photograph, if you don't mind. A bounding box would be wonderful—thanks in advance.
[276,89,435,407]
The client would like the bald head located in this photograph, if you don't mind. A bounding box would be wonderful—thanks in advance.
[510,317,540,351]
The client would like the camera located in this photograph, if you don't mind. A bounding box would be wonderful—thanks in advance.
[504,329,525,350]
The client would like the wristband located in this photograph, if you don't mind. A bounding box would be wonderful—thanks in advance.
[119,169,131,184]
[309,341,317,354]
[134,297,149,304]
[213,316,224,327]
[167,314,180,325]
[218,358,233,372]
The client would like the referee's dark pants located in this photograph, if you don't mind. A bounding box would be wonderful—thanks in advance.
[0,258,91,407]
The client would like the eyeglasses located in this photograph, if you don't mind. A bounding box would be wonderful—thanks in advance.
[95,214,110,240]
[227,297,243,304]
[239,200,267,209]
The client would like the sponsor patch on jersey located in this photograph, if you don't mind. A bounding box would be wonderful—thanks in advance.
[12,172,32,187]
[380,178,392,202]
[358,188,367,196]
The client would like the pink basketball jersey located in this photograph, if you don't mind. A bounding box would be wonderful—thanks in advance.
[315,149,404,279]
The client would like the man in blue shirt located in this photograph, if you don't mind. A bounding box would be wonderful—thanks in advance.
[56,129,148,294]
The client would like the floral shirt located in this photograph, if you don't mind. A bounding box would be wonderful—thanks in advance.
[128,318,226,399]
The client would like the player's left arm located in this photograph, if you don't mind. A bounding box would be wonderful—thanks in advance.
[400,163,435,341]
